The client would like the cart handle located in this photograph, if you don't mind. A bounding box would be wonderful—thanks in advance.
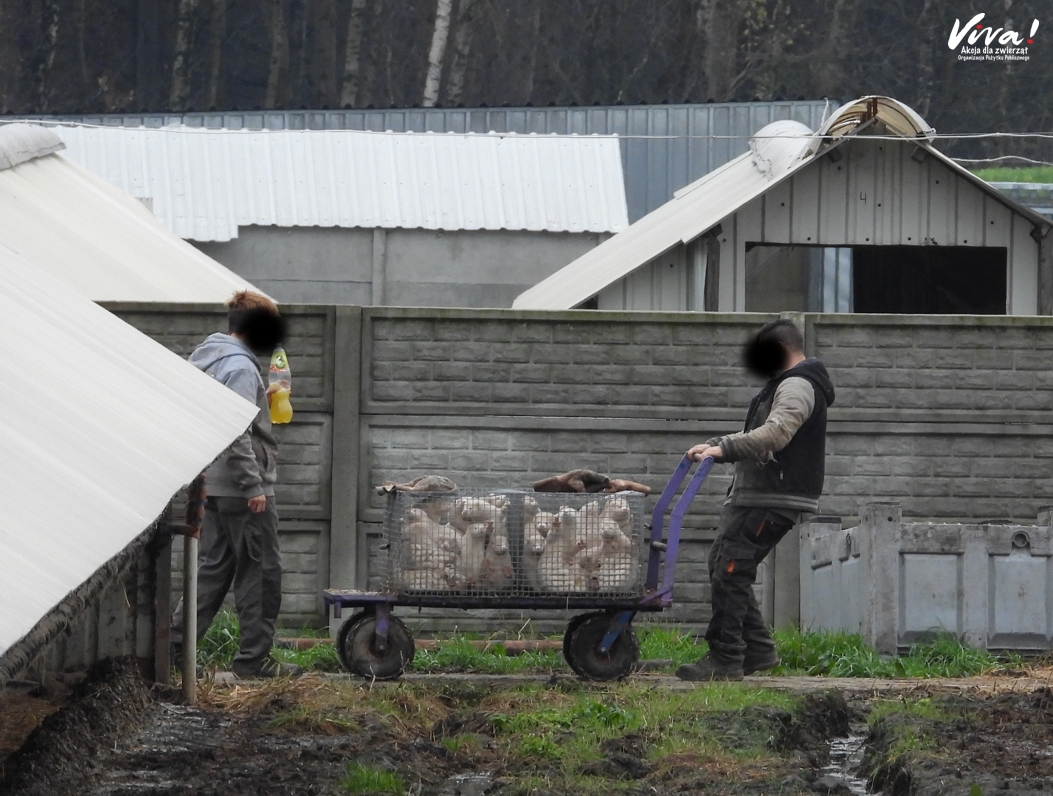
[645,454,714,595]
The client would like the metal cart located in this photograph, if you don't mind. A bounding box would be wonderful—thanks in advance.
[323,455,713,681]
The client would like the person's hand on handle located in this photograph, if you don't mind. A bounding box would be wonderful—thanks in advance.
[687,444,723,462]
[248,495,267,513]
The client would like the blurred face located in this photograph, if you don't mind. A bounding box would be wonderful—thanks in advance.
[231,308,287,354]
[743,334,789,379]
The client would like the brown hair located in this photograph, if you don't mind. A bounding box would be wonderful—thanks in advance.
[226,290,279,315]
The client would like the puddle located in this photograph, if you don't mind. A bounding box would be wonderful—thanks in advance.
[436,772,493,796]
[818,734,870,795]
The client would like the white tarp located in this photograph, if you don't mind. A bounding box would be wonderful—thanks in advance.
[0,248,259,657]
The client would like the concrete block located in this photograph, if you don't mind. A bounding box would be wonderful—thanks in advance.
[432,362,473,381]
[450,383,492,402]
[473,363,513,381]
[372,381,414,401]
[570,345,613,365]
[471,430,511,451]
[384,319,434,341]
[411,382,452,401]
[530,345,574,364]
[507,363,551,383]
[491,344,533,363]
[512,323,553,343]
[448,342,493,363]
[432,321,475,341]
[492,384,528,402]
[553,323,593,344]
[633,325,673,346]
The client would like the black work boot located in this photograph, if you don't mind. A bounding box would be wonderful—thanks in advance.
[675,654,744,682]
[742,648,780,675]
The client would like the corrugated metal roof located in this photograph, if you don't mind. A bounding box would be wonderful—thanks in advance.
[38,101,834,222]
[0,247,258,659]
[0,123,263,302]
[513,96,1051,310]
[50,126,629,242]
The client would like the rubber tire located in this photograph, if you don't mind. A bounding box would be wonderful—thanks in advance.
[564,613,639,682]
[342,615,415,681]
[562,612,595,677]
[334,610,376,673]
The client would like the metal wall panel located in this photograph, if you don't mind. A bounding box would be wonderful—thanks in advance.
[36,101,835,223]
[801,505,1053,652]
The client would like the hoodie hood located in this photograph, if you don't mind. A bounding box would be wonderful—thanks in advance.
[188,333,261,374]
[786,357,835,407]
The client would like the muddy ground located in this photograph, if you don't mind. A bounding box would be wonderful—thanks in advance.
[1,659,1052,796]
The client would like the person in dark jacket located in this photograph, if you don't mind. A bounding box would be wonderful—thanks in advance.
[171,291,300,679]
[677,319,835,681]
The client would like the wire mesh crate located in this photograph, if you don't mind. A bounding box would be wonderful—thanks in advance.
[380,489,647,599]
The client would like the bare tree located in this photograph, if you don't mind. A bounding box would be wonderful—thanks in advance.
[340,0,369,107]
[38,0,61,111]
[311,0,337,105]
[206,0,227,109]
[422,0,453,106]
[170,0,199,110]
[445,0,477,106]
[265,0,289,108]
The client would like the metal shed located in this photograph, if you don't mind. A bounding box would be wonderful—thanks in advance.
[515,97,1053,317]
[50,125,628,308]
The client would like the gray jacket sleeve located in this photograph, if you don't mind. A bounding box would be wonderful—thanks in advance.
[217,367,265,497]
[718,377,816,464]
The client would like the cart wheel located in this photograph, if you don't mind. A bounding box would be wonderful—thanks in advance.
[335,610,374,672]
[562,613,593,677]
[342,615,415,680]
[563,613,639,682]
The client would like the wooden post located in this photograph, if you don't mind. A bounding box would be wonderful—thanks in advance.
[181,535,198,705]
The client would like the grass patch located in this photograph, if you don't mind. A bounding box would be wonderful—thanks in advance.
[973,166,1053,183]
[199,609,1022,680]
[411,636,563,674]
[197,608,240,669]
[774,629,1022,678]
[341,762,405,795]
[486,682,796,771]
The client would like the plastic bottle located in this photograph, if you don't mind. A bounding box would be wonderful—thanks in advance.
[268,346,293,424]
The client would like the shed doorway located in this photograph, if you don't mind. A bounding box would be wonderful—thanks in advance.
[744,244,1007,314]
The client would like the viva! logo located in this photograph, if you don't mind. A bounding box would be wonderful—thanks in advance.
[948,13,1039,48]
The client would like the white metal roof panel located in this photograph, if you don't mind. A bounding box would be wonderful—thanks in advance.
[0,124,263,302]
[514,95,1050,310]
[52,126,629,242]
[0,249,258,659]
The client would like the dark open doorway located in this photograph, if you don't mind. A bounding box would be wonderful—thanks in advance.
[853,246,1007,314]
[744,243,1008,314]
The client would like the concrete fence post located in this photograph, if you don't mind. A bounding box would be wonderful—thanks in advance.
[862,502,902,654]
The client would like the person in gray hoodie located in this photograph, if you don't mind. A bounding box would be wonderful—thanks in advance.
[171,291,300,679]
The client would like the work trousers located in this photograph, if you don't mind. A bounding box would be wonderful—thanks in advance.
[704,505,794,665]
[172,495,282,671]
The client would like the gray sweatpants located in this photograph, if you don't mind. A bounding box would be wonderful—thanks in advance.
[172,495,282,671]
